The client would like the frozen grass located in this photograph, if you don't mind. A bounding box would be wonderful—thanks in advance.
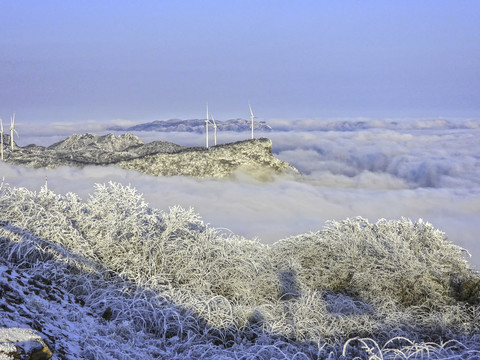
[1,182,479,359]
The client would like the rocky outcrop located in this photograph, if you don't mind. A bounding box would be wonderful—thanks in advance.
[2,133,298,179]
[117,138,298,179]
[0,328,52,360]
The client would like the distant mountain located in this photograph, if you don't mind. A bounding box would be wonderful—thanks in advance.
[3,133,298,179]
[108,118,273,133]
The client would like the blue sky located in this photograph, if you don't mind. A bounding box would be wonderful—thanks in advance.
[1,0,479,124]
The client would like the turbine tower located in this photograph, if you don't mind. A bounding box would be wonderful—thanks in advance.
[205,103,209,148]
[0,117,4,161]
[10,113,18,151]
[210,113,217,146]
[249,103,255,139]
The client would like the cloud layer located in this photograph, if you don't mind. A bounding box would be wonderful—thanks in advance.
[2,118,480,268]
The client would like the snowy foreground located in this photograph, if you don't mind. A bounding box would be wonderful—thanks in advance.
[1,182,479,359]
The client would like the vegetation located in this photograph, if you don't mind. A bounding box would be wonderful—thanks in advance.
[1,181,479,359]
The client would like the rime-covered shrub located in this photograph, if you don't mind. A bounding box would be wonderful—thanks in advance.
[1,182,480,359]
[0,183,281,324]
[271,217,477,308]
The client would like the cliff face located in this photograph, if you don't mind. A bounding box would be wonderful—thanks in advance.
[2,133,298,179]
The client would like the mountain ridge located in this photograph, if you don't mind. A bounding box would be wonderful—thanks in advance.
[2,133,298,179]
[108,118,273,133]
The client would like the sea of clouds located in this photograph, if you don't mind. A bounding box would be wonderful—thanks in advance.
[3,117,480,269]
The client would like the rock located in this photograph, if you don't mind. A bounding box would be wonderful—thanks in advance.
[0,328,52,360]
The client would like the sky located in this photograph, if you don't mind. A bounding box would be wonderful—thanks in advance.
[1,0,479,125]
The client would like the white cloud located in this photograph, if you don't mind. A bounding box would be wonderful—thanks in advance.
[269,125,480,189]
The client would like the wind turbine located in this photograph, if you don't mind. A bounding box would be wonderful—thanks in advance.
[10,113,18,151]
[210,112,217,146]
[248,103,255,139]
[0,117,3,161]
[205,103,209,148]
